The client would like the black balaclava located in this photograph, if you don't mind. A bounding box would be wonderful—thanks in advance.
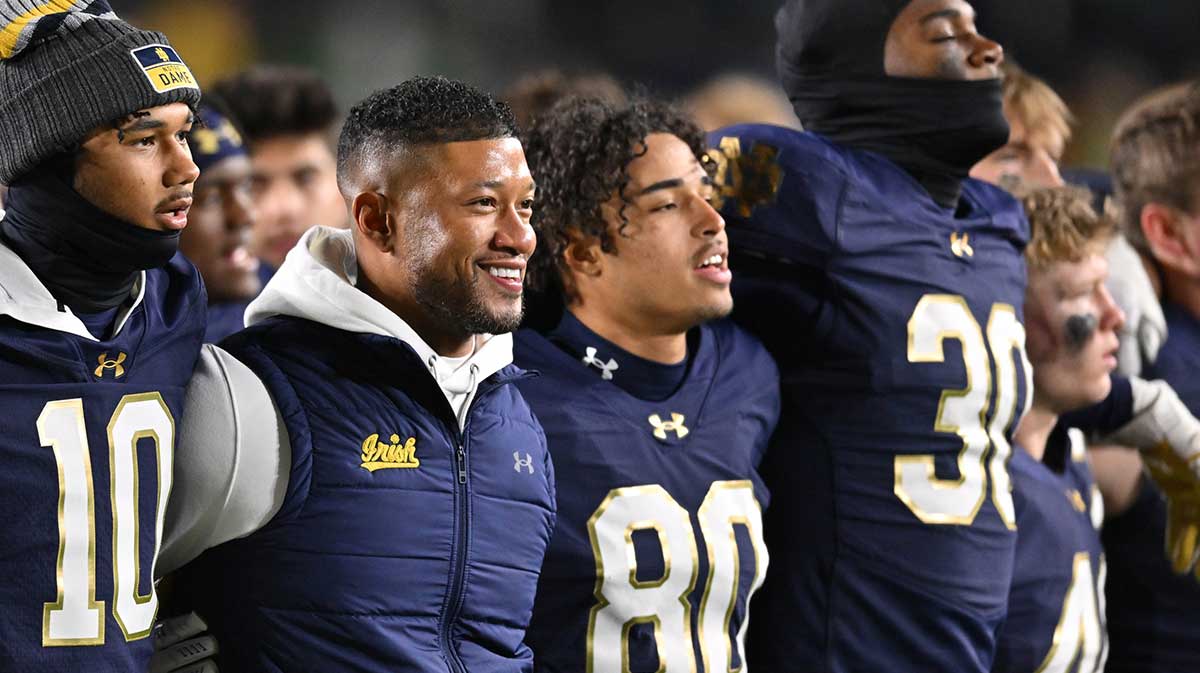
[776,0,1009,209]
[1,160,181,313]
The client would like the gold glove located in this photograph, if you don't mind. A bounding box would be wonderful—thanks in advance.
[1143,440,1200,578]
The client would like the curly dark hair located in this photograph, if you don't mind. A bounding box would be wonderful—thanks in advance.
[336,76,517,192]
[210,65,338,143]
[502,69,627,132]
[522,96,709,301]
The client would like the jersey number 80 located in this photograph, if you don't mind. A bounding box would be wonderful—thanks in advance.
[587,481,767,673]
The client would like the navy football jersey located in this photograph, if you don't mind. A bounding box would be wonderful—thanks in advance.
[993,431,1107,673]
[708,125,1032,672]
[203,300,247,343]
[1103,300,1200,673]
[516,313,780,672]
[0,249,206,672]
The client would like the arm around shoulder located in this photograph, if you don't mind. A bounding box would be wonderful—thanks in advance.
[157,344,291,576]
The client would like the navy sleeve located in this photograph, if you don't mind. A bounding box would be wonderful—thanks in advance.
[708,125,846,351]
[707,124,844,269]
[1058,373,1134,435]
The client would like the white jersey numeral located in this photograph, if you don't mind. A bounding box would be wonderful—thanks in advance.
[696,482,768,672]
[1036,554,1108,673]
[38,400,105,645]
[38,393,174,646]
[895,295,1030,527]
[587,481,767,672]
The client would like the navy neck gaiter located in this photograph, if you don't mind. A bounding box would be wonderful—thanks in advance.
[775,0,1009,209]
[1,164,180,312]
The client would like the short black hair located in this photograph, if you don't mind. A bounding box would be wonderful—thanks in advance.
[336,76,517,193]
[522,96,709,300]
[210,64,338,143]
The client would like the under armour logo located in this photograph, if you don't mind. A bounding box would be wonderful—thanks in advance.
[155,47,169,62]
[94,352,126,379]
[950,232,974,258]
[513,452,534,474]
[648,413,689,440]
[582,347,618,381]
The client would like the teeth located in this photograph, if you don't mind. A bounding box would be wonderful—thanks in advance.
[488,267,521,280]
[699,254,724,268]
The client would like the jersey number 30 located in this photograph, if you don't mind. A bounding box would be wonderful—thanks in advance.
[896,295,1032,527]
[587,481,767,673]
[37,393,173,646]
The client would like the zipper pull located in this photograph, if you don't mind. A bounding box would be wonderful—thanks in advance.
[456,445,467,484]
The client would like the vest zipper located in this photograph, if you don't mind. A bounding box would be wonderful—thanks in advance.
[437,372,534,673]
[442,421,474,673]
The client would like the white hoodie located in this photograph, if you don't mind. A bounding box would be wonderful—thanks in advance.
[159,226,517,575]
[245,225,515,426]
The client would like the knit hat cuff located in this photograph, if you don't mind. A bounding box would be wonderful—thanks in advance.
[0,18,200,184]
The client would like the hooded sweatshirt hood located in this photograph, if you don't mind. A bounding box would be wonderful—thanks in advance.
[775,0,1009,209]
[245,226,514,427]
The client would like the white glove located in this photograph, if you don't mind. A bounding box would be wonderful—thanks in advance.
[150,612,219,673]
[1103,378,1200,478]
[1106,234,1166,377]
[1103,377,1200,575]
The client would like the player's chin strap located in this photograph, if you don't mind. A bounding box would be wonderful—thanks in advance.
[1101,376,1200,577]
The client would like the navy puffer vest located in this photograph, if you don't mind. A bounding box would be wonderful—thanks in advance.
[183,316,556,673]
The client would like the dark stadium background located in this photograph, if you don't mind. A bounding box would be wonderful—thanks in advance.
[124,0,1200,169]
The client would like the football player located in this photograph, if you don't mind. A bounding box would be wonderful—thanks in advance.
[709,0,1028,669]
[966,51,1200,556]
[1103,80,1200,673]
[159,76,555,672]
[516,97,780,672]
[970,62,1070,193]
[969,60,1165,383]
[0,1,204,669]
[992,186,1119,673]
[179,102,260,342]
[210,65,347,271]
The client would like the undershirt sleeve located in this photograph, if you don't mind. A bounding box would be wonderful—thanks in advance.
[157,344,291,577]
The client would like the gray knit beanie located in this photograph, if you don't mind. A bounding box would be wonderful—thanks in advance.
[0,0,201,184]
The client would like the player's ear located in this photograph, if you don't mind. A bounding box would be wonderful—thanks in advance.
[353,191,395,254]
[1141,203,1200,276]
[562,228,604,278]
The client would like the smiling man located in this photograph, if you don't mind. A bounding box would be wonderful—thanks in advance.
[708,0,1031,670]
[515,97,780,672]
[0,1,205,671]
[158,77,555,672]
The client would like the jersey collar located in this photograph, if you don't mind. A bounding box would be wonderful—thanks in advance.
[0,236,145,341]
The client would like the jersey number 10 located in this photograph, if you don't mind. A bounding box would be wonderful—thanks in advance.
[37,393,173,647]
[896,295,1032,528]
